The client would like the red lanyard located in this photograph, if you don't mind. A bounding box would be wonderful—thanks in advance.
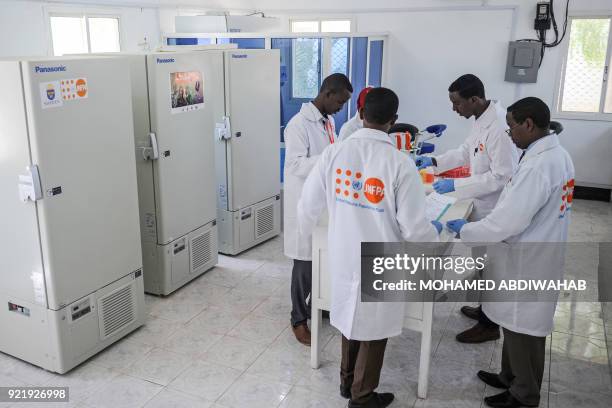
[324,119,335,144]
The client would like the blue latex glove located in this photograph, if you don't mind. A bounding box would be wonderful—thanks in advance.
[433,179,455,194]
[431,220,443,234]
[446,219,467,236]
[415,156,433,170]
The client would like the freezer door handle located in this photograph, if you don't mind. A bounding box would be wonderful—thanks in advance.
[215,116,232,141]
[18,165,43,203]
[142,132,159,160]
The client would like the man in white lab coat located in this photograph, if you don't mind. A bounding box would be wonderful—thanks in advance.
[446,97,575,408]
[284,73,353,346]
[298,88,440,408]
[338,86,373,141]
[416,74,518,344]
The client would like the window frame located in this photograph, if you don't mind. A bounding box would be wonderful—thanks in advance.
[554,13,612,121]
[290,18,354,33]
[47,11,123,55]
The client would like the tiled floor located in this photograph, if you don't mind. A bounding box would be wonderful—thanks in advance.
[0,199,610,407]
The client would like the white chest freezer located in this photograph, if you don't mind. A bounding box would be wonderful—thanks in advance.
[213,50,281,255]
[0,57,145,374]
[122,52,219,295]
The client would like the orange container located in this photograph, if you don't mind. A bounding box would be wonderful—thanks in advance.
[419,169,434,184]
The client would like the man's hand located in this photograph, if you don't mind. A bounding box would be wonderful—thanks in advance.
[433,179,455,194]
[446,219,467,236]
[415,156,434,170]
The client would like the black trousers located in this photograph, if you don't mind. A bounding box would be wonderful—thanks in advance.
[290,259,312,326]
[498,327,546,406]
[477,305,500,329]
[341,336,388,404]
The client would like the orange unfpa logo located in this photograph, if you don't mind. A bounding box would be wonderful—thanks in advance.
[76,78,87,97]
[363,178,385,204]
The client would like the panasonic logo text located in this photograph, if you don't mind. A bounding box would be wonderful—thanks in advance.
[156,58,175,64]
[35,66,67,73]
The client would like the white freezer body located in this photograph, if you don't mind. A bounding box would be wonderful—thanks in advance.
[124,52,219,295]
[0,57,145,373]
[214,49,281,255]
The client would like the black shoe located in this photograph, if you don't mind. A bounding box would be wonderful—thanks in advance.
[460,305,482,320]
[477,370,509,389]
[484,390,537,407]
[322,310,330,320]
[340,384,351,399]
[456,322,501,343]
[348,392,394,408]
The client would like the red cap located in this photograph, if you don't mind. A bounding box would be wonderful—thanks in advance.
[357,87,374,110]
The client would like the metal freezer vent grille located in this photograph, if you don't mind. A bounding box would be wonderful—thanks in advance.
[99,283,135,339]
[256,204,274,238]
[191,231,212,272]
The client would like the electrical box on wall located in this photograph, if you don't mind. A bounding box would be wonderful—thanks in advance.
[504,41,542,83]
[534,2,551,31]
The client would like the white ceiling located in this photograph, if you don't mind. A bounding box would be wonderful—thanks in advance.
[8,0,486,13]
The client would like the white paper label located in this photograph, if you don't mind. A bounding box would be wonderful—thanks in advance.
[40,81,63,109]
[30,271,46,305]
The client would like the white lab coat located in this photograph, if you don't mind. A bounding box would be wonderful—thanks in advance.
[434,100,518,221]
[298,128,439,340]
[461,134,575,337]
[284,102,337,260]
[338,113,362,142]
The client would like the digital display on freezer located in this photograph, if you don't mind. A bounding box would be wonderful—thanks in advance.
[170,71,204,114]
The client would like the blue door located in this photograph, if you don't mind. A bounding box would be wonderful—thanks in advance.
[350,37,368,117]
[368,40,384,87]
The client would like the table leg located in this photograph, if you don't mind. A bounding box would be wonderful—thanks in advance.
[310,306,322,369]
[417,302,434,398]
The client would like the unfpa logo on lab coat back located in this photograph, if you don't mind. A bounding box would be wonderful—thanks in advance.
[335,168,385,205]
[364,178,385,204]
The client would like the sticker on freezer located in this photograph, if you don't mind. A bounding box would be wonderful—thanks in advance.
[40,81,63,109]
[170,71,204,114]
[60,78,88,100]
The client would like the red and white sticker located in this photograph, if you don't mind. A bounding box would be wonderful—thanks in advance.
[60,78,88,100]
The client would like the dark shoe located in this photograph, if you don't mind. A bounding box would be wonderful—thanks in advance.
[340,384,351,399]
[322,310,330,320]
[477,370,509,389]
[460,305,482,320]
[484,390,537,407]
[292,323,311,346]
[348,392,394,408]
[456,322,500,343]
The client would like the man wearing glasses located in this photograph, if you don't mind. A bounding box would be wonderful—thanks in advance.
[415,74,519,344]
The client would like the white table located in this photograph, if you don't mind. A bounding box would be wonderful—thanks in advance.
[310,194,473,399]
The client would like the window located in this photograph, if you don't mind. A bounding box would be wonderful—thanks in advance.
[291,21,319,33]
[50,15,121,56]
[330,38,350,75]
[292,38,321,99]
[290,19,352,33]
[321,20,351,33]
[558,17,612,116]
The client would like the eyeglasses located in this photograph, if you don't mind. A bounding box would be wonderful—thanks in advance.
[505,123,522,136]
